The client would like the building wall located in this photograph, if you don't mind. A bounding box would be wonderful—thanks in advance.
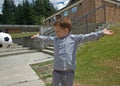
[44,0,120,27]
[45,0,96,26]
[104,1,120,23]
[0,25,40,33]
[94,0,105,23]
[7,29,21,33]
[70,0,96,25]
[94,0,120,24]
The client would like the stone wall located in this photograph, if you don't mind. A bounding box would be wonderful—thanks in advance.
[13,37,42,51]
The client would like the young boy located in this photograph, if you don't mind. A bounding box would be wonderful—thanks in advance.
[31,17,114,86]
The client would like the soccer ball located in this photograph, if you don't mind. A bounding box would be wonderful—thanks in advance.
[0,32,12,48]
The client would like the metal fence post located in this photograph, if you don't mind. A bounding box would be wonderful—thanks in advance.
[85,16,88,33]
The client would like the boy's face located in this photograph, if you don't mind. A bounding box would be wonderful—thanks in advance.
[54,26,69,38]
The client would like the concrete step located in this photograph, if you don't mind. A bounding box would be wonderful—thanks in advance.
[9,44,24,48]
[0,49,37,57]
[41,45,54,56]
[45,46,54,51]
[0,47,30,53]
[42,49,54,56]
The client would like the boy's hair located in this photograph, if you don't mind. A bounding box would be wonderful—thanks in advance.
[54,17,72,32]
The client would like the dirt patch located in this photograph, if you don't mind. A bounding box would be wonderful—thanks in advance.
[74,81,93,86]
[31,61,53,85]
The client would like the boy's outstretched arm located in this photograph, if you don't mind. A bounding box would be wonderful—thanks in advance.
[75,28,114,43]
[31,34,54,43]
[31,34,39,39]
[102,28,114,35]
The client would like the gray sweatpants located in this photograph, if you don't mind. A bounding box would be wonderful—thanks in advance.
[53,70,74,86]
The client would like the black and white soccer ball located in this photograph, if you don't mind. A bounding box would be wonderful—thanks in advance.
[0,32,12,48]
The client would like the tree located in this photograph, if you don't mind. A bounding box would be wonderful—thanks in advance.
[32,0,56,24]
[15,0,34,25]
[2,0,16,24]
[21,0,33,24]
[29,0,56,25]
[14,4,24,24]
[33,0,46,16]
[0,14,2,24]
[44,0,56,17]
[1,0,56,25]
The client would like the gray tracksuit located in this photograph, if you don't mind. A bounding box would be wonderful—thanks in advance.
[37,31,104,71]
[36,30,104,86]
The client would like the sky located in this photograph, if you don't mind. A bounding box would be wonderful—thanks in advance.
[49,0,70,10]
[0,0,70,14]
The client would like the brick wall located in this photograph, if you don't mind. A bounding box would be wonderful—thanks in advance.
[104,1,120,23]
[95,0,120,23]
[44,0,120,27]
[70,0,96,24]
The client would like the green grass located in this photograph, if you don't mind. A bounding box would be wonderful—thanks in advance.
[31,60,53,86]
[10,32,39,38]
[75,24,120,86]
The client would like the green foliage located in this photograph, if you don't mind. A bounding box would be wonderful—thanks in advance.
[31,15,45,25]
[17,0,33,24]
[75,24,120,86]
[10,32,38,38]
[0,0,56,25]
[0,14,2,23]
[44,0,56,17]
[2,0,16,24]
[33,0,56,18]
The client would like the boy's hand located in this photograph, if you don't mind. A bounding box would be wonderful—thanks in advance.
[31,34,39,39]
[103,28,114,35]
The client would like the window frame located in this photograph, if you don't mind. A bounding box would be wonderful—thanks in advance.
[63,10,69,16]
[71,6,77,13]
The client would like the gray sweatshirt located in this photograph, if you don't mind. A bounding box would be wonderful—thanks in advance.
[36,31,104,71]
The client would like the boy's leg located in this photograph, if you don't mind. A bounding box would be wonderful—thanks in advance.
[53,70,62,86]
[62,70,74,86]
[53,70,74,86]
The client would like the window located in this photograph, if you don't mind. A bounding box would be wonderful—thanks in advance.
[49,19,51,23]
[115,4,119,7]
[71,6,77,13]
[63,11,68,16]
[52,16,56,21]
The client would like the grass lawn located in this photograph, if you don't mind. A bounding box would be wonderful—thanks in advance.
[10,32,39,38]
[31,24,120,86]
[75,24,120,86]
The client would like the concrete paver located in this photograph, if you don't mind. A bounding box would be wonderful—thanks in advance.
[0,52,53,86]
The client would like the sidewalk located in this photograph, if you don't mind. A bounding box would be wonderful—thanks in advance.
[0,52,53,86]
